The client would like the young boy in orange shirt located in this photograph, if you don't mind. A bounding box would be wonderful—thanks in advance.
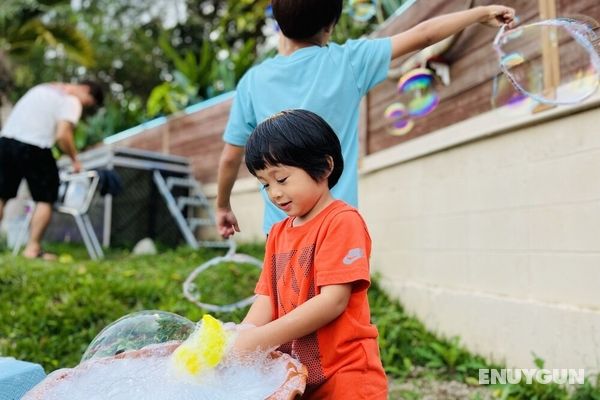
[233,109,387,399]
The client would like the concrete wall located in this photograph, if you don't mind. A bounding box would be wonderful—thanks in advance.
[206,96,600,371]
[360,96,600,371]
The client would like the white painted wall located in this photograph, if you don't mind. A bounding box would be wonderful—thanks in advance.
[206,96,600,371]
[360,97,600,371]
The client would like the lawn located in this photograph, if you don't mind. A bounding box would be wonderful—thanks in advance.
[1,243,597,399]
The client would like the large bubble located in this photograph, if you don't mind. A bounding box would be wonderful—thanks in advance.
[81,310,195,362]
[493,18,600,105]
[491,69,539,116]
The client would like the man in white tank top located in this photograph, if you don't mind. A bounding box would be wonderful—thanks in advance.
[0,81,103,259]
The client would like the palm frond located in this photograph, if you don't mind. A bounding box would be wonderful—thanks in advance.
[42,23,95,67]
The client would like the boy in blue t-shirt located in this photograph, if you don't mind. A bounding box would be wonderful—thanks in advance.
[217,0,515,237]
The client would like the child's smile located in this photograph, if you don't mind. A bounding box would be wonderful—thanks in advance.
[256,164,333,226]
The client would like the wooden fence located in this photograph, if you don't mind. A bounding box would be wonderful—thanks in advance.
[110,0,600,184]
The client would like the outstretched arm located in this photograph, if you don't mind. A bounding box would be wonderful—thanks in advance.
[234,284,352,352]
[216,143,245,238]
[391,5,515,59]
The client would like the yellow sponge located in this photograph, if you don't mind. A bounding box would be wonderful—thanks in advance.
[172,314,232,376]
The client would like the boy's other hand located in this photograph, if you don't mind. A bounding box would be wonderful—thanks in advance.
[480,5,516,28]
[216,207,240,238]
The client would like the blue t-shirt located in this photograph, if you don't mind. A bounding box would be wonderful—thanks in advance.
[224,38,392,234]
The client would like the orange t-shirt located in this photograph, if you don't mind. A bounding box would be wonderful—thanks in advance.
[255,200,388,399]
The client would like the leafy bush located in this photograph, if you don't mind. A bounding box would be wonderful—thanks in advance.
[0,245,260,370]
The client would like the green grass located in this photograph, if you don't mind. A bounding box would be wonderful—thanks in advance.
[0,244,260,369]
[1,243,598,399]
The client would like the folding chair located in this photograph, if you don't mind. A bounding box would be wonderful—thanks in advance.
[55,171,104,260]
[11,171,104,260]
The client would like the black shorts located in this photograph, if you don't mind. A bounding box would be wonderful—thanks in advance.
[0,137,59,203]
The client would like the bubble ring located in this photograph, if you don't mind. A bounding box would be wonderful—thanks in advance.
[183,248,263,313]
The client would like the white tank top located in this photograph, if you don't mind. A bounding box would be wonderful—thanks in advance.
[1,84,82,148]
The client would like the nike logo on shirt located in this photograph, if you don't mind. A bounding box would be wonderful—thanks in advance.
[343,248,364,265]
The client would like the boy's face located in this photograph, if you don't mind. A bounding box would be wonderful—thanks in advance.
[255,164,331,224]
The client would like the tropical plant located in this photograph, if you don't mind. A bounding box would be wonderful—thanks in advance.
[2,0,410,143]
[0,0,94,103]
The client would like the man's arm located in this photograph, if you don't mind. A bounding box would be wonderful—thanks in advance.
[55,120,82,173]
[233,284,352,352]
[216,143,245,238]
[391,5,515,59]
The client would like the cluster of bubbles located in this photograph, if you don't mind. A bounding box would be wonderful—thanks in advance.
[384,68,440,136]
[384,18,600,133]
[492,18,600,114]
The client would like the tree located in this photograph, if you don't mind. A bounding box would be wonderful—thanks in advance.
[0,0,94,104]
[2,0,406,146]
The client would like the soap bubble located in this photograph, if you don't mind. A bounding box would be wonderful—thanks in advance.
[348,0,377,23]
[397,68,439,118]
[82,310,195,362]
[493,18,600,105]
[383,68,439,136]
[491,69,539,116]
[384,102,414,136]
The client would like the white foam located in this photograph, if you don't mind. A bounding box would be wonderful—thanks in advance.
[41,353,289,400]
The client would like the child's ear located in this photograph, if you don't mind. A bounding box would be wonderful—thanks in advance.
[323,156,334,179]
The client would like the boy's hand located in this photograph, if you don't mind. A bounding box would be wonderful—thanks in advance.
[480,5,516,28]
[216,207,240,238]
[230,326,271,356]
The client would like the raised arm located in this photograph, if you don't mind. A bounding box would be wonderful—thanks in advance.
[391,5,515,59]
[234,284,352,352]
[216,143,245,238]
[55,120,81,173]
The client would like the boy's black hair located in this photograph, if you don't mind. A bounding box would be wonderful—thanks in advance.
[272,0,343,40]
[245,109,343,189]
[81,80,104,108]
